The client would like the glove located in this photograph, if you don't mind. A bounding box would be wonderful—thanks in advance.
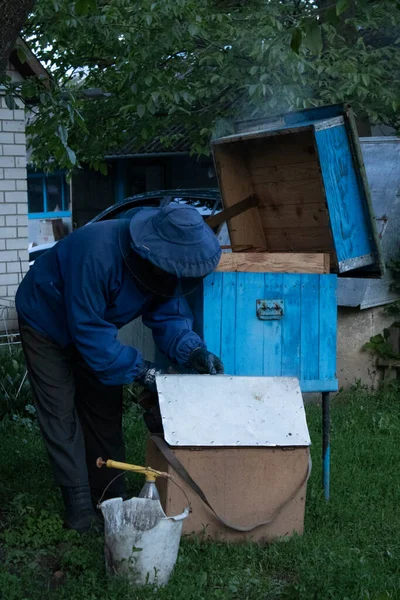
[136,361,165,393]
[188,348,224,375]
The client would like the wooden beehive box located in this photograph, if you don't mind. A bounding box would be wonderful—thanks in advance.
[211,103,383,277]
[147,375,311,543]
[187,104,384,392]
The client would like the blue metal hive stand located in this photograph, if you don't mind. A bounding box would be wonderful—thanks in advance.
[199,103,383,500]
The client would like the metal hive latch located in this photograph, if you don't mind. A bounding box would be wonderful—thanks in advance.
[256,299,284,321]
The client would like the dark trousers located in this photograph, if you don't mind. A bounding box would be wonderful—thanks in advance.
[19,320,126,498]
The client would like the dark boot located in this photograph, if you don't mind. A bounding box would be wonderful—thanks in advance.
[60,485,102,533]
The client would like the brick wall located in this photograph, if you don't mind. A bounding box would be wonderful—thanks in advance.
[0,65,29,333]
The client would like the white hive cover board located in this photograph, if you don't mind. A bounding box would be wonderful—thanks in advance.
[156,375,311,447]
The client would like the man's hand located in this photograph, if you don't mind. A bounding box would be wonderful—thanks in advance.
[136,361,165,393]
[189,348,224,375]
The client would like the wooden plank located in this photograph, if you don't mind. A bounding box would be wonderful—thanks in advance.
[213,144,267,249]
[318,275,337,381]
[250,162,321,185]
[300,379,338,392]
[261,227,334,253]
[263,273,283,377]
[315,125,374,267]
[259,202,330,229]
[216,253,330,274]
[245,130,317,168]
[234,272,264,375]
[253,179,324,206]
[281,274,301,377]
[220,272,237,375]
[300,275,320,382]
[202,273,223,358]
[205,194,258,229]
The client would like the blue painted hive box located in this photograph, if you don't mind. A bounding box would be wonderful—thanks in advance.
[193,104,383,393]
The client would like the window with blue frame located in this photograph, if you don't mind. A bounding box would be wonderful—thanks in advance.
[27,170,71,219]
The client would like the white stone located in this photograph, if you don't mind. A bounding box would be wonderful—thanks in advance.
[16,179,28,191]
[0,180,16,191]
[0,272,19,285]
[7,261,29,274]
[16,156,27,168]
[17,203,28,214]
[0,157,15,168]
[18,249,29,261]
[3,145,26,156]
[13,110,25,121]
[2,121,25,132]
[4,168,26,179]
[0,109,14,119]
[5,191,27,203]
[6,214,27,226]
[0,132,14,144]
[17,226,28,238]
[0,204,16,215]
[6,238,28,250]
[0,263,5,274]
[7,285,20,297]
[1,227,17,238]
[14,133,26,144]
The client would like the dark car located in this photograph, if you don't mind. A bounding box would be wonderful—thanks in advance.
[29,188,226,265]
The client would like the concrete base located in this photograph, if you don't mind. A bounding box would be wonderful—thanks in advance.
[336,306,393,390]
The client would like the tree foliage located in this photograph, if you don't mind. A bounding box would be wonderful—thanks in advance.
[0,0,36,72]
[3,0,400,171]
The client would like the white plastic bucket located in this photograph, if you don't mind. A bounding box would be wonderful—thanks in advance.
[100,497,189,587]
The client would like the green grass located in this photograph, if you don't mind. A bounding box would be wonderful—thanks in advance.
[0,387,399,599]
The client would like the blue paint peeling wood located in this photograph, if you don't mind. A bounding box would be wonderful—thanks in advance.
[263,273,283,376]
[315,125,374,268]
[202,272,338,392]
[202,273,222,358]
[200,271,337,501]
[234,272,264,375]
[319,275,337,381]
[220,273,236,375]
[281,274,302,377]
[300,274,319,381]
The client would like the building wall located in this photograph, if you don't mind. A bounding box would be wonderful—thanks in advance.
[336,306,393,390]
[0,64,29,333]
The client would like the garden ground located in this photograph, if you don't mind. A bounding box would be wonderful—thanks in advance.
[0,378,399,600]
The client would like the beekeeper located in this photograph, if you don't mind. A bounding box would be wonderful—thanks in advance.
[16,205,224,532]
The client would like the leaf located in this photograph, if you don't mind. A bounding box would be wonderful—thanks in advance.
[75,0,96,16]
[131,83,138,95]
[4,94,17,110]
[188,23,199,36]
[17,46,27,64]
[324,6,339,25]
[137,104,145,117]
[361,74,370,87]
[66,146,77,165]
[145,14,152,26]
[98,162,108,176]
[250,66,258,75]
[290,28,303,54]
[336,0,349,16]
[304,20,322,55]
[57,125,68,146]
[249,84,258,96]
